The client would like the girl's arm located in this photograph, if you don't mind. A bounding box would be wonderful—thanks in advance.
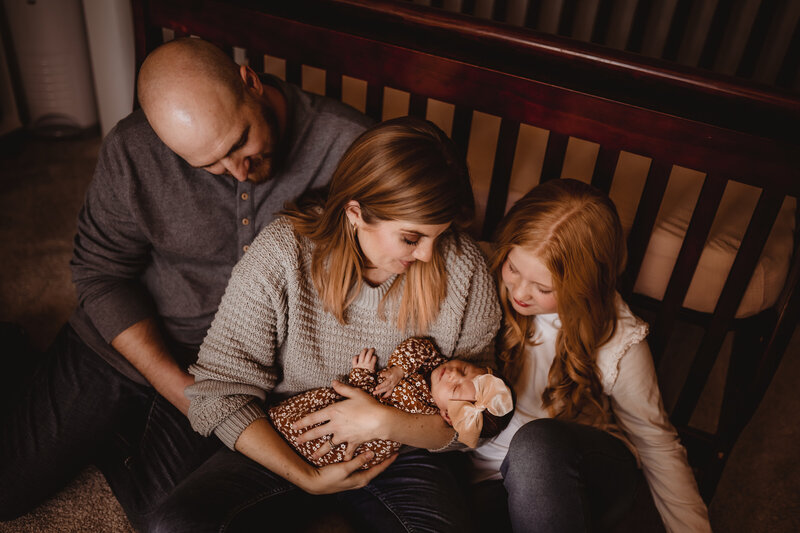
[611,341,712,533]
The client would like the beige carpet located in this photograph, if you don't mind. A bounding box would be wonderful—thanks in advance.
[1,133,798,532]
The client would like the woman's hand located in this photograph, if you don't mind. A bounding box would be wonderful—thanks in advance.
[235,417,396,496]
[293,380,391,460]
[298,451,398,495]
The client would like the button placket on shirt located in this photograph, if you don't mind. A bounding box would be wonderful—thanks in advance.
[237,181,255,256]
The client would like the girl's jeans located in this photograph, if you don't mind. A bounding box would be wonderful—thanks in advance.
[472,418,641,533]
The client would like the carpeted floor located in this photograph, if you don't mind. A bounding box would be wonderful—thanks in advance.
[0,133,798,532]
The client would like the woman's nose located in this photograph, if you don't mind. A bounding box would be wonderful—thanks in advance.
[413,241,434,262]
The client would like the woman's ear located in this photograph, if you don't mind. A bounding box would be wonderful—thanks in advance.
[239,65,264,96]
[345,200,362,227]
[441,408,452,425]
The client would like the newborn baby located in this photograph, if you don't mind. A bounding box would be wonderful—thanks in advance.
[268,337,514,468]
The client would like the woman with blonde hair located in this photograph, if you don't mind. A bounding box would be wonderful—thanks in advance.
[470,178,711,532]
[151,116,501,532]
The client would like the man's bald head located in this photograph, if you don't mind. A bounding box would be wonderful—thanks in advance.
[138,37,244,118]
[136,38,283,183]
[137,39,251,162]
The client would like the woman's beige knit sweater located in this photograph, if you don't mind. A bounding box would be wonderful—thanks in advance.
[187,217,501,449]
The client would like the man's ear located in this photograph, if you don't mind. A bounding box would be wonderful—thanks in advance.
[240,65,263,96]
[441,409,452,425]
[345,200,362,227]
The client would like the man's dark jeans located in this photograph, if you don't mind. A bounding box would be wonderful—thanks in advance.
[0,324,219,530]
[0,325,473,532]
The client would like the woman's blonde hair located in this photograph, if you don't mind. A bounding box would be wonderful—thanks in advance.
[490,178,626,424]
[283,116,474,332]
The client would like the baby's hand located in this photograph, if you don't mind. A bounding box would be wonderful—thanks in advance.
[351,348,377,371]
[373,366,404,399]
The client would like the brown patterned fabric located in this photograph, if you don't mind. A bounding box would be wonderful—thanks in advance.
[268,338,447,468]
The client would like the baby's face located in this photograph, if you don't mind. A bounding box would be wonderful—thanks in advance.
[430,359,486,424]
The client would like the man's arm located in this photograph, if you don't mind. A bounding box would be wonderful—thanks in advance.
[72,121,192,412]
[111,318,193,414]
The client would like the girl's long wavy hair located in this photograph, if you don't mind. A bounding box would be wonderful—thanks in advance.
[490,179,626,425]
[282,116,474,333]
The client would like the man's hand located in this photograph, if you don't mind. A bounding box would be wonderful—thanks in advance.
[373,366,403,399]
[293,380,390,460]
[351,348,377,371]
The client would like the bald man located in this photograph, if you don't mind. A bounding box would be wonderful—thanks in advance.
[0,38,371,528]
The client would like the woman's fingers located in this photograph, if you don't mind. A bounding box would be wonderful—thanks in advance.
[292,409,328,432]
[330,379,360,397]
[296,423,333,443]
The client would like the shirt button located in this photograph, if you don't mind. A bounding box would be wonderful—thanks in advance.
[242,218,250,226]
[241,193,249,201]
[243,245,250,252]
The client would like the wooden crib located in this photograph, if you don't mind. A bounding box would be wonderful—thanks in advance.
[132,0,799,503]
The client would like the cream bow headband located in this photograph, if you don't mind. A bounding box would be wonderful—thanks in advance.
[449,373,513,448]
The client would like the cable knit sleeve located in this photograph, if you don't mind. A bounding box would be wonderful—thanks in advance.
[448,234,502,368]
[611,341,712,533]
[186,218,295,449]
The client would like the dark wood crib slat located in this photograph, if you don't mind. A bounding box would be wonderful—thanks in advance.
[286,61,302,87]
[325,71,343,101]
[408,93,428,118]
[248,51,264,74]
[451,105,473,159]
[366,83,383,122]
[591,146,620,194]
[482,118,520,240]
[671,189,786,427]
[131,2,164,71]
[621,160,672,297]
[650,175,727,365]
[540,131,569,183]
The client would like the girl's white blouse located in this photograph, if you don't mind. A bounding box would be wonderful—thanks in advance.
[470,295,711,533]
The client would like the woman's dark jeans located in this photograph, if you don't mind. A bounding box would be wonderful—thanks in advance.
[147,447,473,533]
[472,418,641,533]
[0,324,472,532]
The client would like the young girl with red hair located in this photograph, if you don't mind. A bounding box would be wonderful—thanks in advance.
[471,179,711,532]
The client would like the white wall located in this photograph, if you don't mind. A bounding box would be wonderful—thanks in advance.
[82,0,135,137]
